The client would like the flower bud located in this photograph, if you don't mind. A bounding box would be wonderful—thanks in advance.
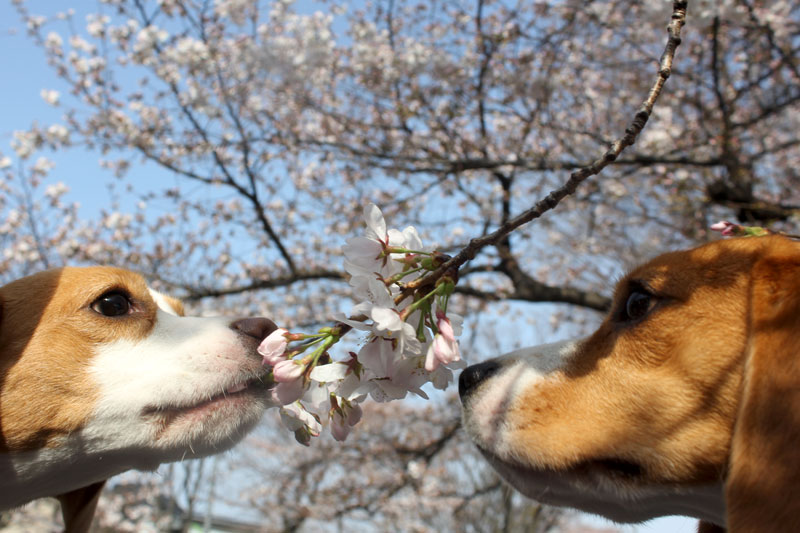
[272,359,306,383]
[294,427,312,446]
[345,402,363,426]
[330,410,350,442]
[258,328,288,366]
[436,311,456,343]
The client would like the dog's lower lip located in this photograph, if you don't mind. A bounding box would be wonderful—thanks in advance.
[579,458,644,478]
[143,376,268,415]
[479,446,643,480]
[226,381,248,394]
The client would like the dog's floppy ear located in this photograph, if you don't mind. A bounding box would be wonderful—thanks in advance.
[726,240,800,532]
[57,480,105,533]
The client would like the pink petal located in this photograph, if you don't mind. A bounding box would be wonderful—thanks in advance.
[330,411,350,442]
[271,380,306,405]
[709,221,731,231]
[433,334,461,366]
[424,341,439,372]
[436,313,456,343]
[273,359,306,383]
[346,403,363,426]
[258,328,288,365]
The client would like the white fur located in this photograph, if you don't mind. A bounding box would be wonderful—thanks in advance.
[462,340,579,457]
[148,288,180,316]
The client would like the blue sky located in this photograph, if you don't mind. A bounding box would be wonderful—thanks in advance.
[0,2,91,189]
[0,2,703,531]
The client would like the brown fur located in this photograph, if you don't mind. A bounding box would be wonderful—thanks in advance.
[0,267,159,452]
[724,243,800,532]
[0,267,167,532]
[504,238,766,484]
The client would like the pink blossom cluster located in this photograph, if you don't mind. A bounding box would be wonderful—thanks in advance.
[710,221,771,238]
[257,204,464,445]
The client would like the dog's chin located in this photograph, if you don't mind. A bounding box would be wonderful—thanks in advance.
[477,447,663,524]
[143,379,273,459]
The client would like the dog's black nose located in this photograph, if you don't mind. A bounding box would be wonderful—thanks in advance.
[459,360,501,399]
[231,317,278,341]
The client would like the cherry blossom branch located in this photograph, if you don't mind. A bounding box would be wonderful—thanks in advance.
[253,3,688,445]
[406,0,688,293]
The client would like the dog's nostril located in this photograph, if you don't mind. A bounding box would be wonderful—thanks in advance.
[459,360,501,399]
[231,317,278,341]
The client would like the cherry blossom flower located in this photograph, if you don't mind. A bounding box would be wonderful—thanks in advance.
[710,220,771,238]
[258,328,288,365]
[40,89,60,106]
[271,379,306,406]
[330,402,362,442]
[252,203,465,441]
[272,359,306,383]
[710,220,740,236]
[425,311,462,371]
[280,403,322,447]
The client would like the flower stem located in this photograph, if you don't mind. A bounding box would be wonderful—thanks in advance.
[305,331,342,370]
[384,266,424,286]
[400,283,447,321]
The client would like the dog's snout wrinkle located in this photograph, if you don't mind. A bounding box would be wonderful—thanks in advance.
[459,360,502,398]
[230,317,277,341]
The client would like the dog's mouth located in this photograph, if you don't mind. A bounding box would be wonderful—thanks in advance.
[142,374,273,421]
[573,457,645,480]
[478,445,647,498]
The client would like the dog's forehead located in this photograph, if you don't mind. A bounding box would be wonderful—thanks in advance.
[622,238,769,295]
[52,266,151,306]
[0,266,151,314]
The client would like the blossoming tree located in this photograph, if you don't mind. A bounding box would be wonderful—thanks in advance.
[1,0,799,529]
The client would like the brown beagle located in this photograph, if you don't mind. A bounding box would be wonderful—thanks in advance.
[460,235,800,532]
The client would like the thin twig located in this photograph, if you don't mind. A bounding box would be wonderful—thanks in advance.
[406,0,688,292]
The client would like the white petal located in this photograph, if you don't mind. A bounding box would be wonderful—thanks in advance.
[344,258,377,278]
[305,380,330,409]
[363,203,386,241]
[336,374,373,401]
[279,406,304,431]
[332,311,371,331]
[358,339,390,375]
[371,306,403,332]
[401,226,423,250]
[344,236,382,262]
[387,228,405,247]
[366,277,395,307]
[373,379,407,400]
[310,362,349,382]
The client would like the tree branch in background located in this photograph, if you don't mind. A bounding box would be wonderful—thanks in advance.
[409,1,687,293]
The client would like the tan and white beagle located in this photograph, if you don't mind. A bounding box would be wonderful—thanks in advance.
[0,266,276,532]
[460,235,800,533]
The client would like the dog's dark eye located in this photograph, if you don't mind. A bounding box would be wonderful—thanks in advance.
[91,292,131,317]
[622,290,653,322]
